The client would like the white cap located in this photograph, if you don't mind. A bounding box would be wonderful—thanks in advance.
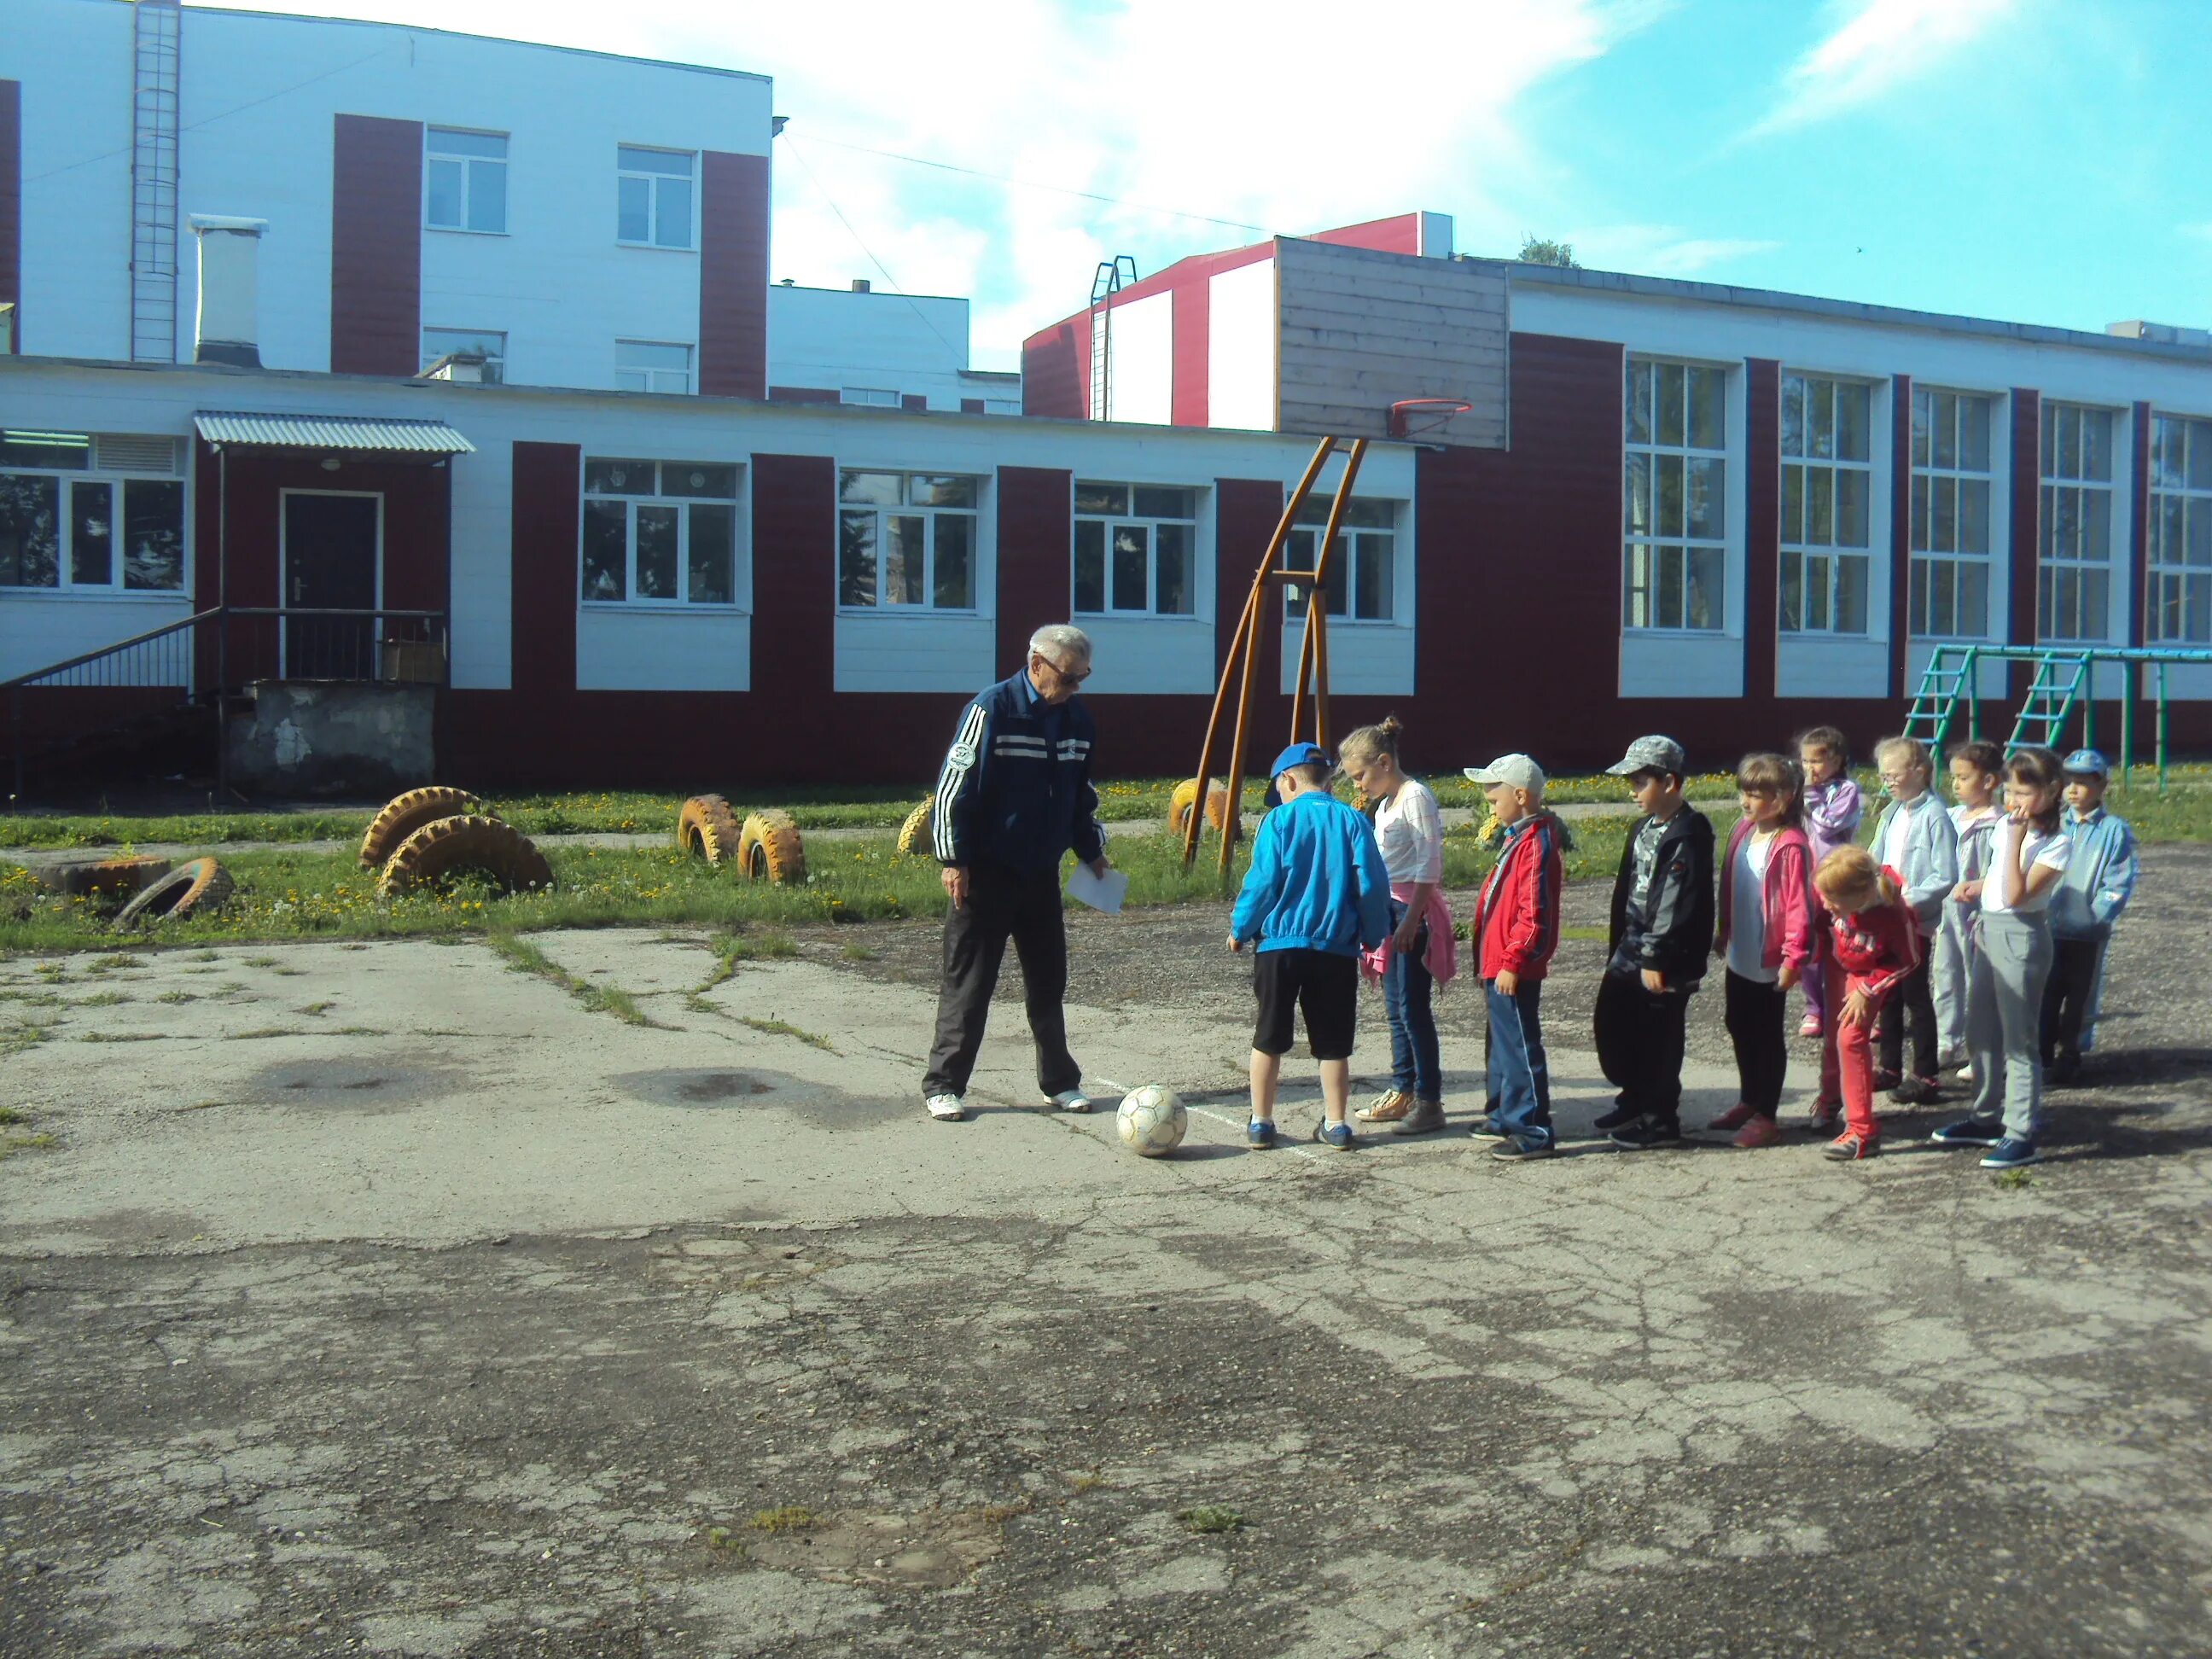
[1464,754,1545,795]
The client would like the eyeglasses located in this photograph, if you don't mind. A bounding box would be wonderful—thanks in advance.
[1036,654,1091,685]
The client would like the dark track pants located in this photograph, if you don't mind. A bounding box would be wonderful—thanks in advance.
[1724,969,1790,1117]
[923,863,1080,1101]
[1876,954,1939,1080]
[2040,934,2107,1068]
[1594,967,1692,1126]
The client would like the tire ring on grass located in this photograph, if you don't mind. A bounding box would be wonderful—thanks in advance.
[895,800,934,857]
[114,858,234,928]
[736,810,807,885]
[379,815,553,899]
[46,854,173,899]
[360,786,486,869]
[1168,778,1235,839]
[678,794,745,865]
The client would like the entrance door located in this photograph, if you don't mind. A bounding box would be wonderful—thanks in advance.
[282,492,380,679]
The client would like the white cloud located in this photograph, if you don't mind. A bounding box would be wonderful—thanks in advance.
[1564,224,1781,278]
[196,0,1657,367]
[1753,0,2020,136]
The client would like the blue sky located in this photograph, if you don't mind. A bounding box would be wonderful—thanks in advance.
[206,0,2212,370]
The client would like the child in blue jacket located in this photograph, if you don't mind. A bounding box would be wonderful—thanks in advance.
[1230,742,1392,1150]
[2040,748,2139,1084]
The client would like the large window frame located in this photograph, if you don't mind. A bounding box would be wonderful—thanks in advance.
[579,458,742,609]
[1779,371,1874,636]
[425,128,508,236]
[1909,387,1997,640]
[617,146,696,250]
[2039,401,2118,643]
[2149,410,2212,645]
[837,470,981,613]
[614,340,692,396]
[1073,481,1198,617]
[0,430,186,597]
[1278,495,1399,624]
[1623,358,1727,633]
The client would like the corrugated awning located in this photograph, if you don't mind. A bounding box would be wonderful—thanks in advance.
[193,410,475,455]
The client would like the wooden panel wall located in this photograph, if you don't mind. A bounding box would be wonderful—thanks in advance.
[1272,239,1509,450]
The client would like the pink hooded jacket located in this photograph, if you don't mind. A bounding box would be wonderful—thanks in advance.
[1715,818,1816,975]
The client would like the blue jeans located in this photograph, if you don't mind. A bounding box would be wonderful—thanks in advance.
[1486,977,1552,1144]
[1382,901,1441,1101]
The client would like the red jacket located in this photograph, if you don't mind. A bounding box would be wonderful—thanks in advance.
[1474,811,1564,981]
[1716,820,1816,975]
[1828,875,1921,998]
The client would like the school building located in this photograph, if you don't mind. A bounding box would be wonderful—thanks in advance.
[3,0,2209,794]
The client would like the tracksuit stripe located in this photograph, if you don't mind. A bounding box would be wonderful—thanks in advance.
[934,701,987,863]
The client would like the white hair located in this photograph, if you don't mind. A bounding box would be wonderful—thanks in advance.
[1029,623,1092,664]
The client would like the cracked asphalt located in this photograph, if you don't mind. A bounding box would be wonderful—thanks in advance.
[3,847,2209,1656]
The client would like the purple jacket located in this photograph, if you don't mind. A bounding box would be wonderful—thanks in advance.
[1805,777,1865,864]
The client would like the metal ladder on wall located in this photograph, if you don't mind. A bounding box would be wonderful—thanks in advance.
[1901,643,1976,754]
[1087,254,1137,422]
[130,0,183,364]
[2008,650,2093,753]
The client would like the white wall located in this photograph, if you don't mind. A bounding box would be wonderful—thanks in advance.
[1208,259,1277,433]
[766,286,975,410]
[578,608,749,692]
[1103,290,1173,427]
[0,594,194,685]
[4,0,771,383]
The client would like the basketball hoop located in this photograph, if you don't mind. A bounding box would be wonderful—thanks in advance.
[1388,398,1475,439]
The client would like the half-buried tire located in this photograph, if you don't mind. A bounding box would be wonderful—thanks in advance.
[379,815,553,899]
[678,794,744,865]
[895,800,934,857]
[736,810,806,885]
[114,858,233,928]
[47,854,172,899]
[360,786,485,868]
[1168,778,1235,839]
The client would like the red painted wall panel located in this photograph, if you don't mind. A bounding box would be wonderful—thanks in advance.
[699,150,770,399]
[1889,374,1912,697]
[769,386,840,405]
[510,442,579,696]
[748,452,835,736]
[0,80,19,353]
[900,393,927,413]
[960,398,985,415]
[1310,213,1423,257]
[1172,281,1209,428]
[330,115,422,375]
[2129,401,2151,649]
[1210,477,1288,777]
[1023,317,1087,418]
[1743,358,1780,700]
[996,467,1073,677]
[2010,389,2040,699]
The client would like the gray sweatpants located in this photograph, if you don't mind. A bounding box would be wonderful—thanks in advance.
[1965,910,2053,1142]
[1931,897,1975,1061]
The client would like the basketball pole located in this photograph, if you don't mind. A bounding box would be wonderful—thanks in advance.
[1180,434,1367,876]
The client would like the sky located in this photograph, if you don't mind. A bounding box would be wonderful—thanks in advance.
[198,0,2212,371]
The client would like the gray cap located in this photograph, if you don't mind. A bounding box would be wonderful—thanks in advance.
[1606,735,1686,777]
[1464,754,1545,795]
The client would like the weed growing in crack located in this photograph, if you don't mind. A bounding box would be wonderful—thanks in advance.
[740,1016,835,1053]
[1992,1167,2037,1191]
[0,1131,59,1160]
[1179,1505,1244,1534]
[486,934,666,1027]
[750,1506,817,1534]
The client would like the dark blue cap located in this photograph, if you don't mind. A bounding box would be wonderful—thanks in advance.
[1270,742,1330,777]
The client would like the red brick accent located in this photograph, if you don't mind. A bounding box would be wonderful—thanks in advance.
[511,443,579,694]
[329,114,422,375]
[748,453,836,732]
[699,151,770,399]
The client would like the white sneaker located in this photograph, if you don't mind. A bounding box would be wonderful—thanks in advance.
[924,1093,966,1121]
[1049,1089,1092,1115]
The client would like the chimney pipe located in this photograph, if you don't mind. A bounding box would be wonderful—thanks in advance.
[189,215,268,368]
[851,278,871,293]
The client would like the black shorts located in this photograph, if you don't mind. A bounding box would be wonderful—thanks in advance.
[1251,947,1359,1060]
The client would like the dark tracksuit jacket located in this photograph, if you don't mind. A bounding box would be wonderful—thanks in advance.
[1597,806,1715,1122]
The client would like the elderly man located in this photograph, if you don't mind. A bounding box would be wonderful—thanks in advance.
[922,624,1111,1122]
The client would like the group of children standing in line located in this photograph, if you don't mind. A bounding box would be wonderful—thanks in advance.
[1225,718,2138,1171]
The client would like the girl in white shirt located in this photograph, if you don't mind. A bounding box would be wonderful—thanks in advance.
[1934,747,2070,1169]
[1339,718,1451,1137]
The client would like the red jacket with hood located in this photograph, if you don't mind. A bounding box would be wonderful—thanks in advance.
[1474,811,1564,981]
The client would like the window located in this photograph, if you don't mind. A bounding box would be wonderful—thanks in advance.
[1623,358,1726,631]
[618,147,695,249]
[1279,495,1397,622]
[1779,373,1873,634]
[420,327,506,384]
[2039,402,2116,641]
[579,458,740,606]
[614,340,692,396]
[2149,412,2212,644]
[1074,483,1196,616]
[838,471,979,610]
[0,430,183,593]
[841,388,900,409]
[1908,389,1995,639]
[425,129,507,235]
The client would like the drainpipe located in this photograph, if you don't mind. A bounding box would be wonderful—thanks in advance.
[216,444,229,799]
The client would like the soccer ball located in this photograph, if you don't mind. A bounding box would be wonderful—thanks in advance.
[1116,1085,1188,1158]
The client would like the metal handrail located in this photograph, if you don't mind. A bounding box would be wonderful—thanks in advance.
[0,607,222,693]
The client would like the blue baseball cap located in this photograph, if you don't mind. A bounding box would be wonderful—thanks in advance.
[1269,742,1331,777]
[2062,748,2110,777]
